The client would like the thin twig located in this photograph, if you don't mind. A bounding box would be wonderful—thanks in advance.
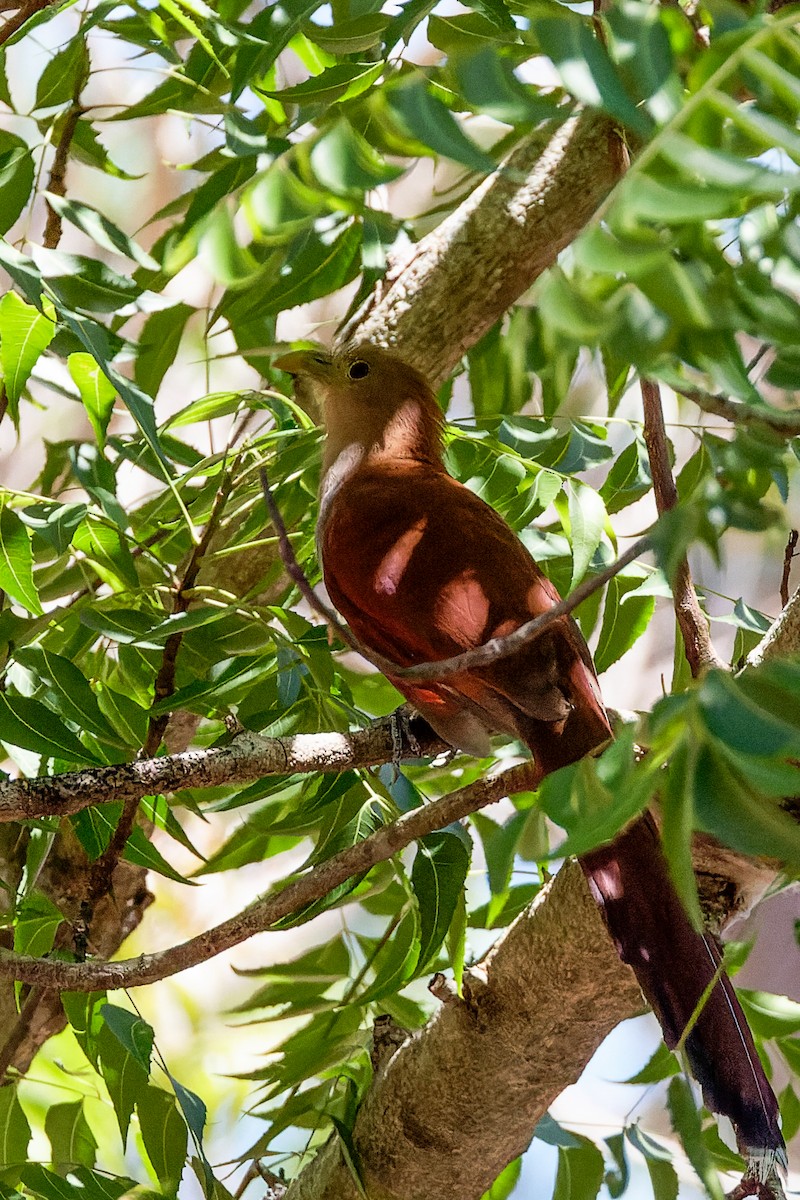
[641,378,725,677]
[0,762,537,991]
[260,467,652,683]
[84,459,239,915]
[0,0,50,45]
[679,386,800,439]
[780,530,798,609]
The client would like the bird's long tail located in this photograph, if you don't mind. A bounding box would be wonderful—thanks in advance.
[525,650,785,1179]
[580,813,786,1176]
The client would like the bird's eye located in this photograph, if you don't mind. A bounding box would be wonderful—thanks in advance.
[347,360,370,380]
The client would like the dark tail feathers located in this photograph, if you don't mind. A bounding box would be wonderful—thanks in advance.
[580,814,785,1175]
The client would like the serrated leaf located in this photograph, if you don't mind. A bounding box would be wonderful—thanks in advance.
[97,1023,149,1144]
[135,303,193,398]
[0,1085,30,1183]
[534,9,650,135]
[123,825,196,885]
[0,290,55,413]
[68,352,117,448]
[162,390,242,429]
[304,13,389,55]
[101,1004,154,1073]
[0,133,35,236]
[310,120,404,195]
[565,480,607,590]
[0,691,99,764]
[594,576,655,674]
[34,35,88,110]
[353,907,420,1006]
[137,1086,188,1192]
[389,81,497,173]
[259,221,362,316]
[411,828,471,970]
[73,516,138,591]
[40,250,143,313]
[263,61,383,106]
[0,505,42,614]
[667,1077,724,1199]
[44,194,159,269]
[45,1100,98,1174]
[14,892,62,958]
[553,1136,605,1200]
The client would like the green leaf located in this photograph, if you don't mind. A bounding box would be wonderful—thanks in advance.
[164,1070,210,1175]
[411,828,471,970]
[15,647,122,746]
[68,352,117,448]
[34,35,88,109]
[100,1004,154,1074]
[258,222,362,316]
[600,436,651,515]
[666,1077,724,1199]
[62,990,106,1069]
[480,1156,522,1200]
[353,907,420,1006]
[303,13,390,55]
[0,290,55,414]
[0,692,99,764]
[72,516,138,591]
[451,47,556,125]
[45,1100,98,1174]
[310,120,404,195]
[262,61,383,107]
[15,892,62,958]
[0,133,35,235]
[97,1023,149,1144]
[41,250,143,313]
[625,1127,678,1200]
[594,576,655,674]
[0,1085,31,1184]
[389,81,497,174]
[565,481,607,590]
[534,9,650,135]
[696,744,800,865]
[44,194,159,269]
[698,670,800,758]
[0,505,42,615]
[123,825,196,885]
[552,1135,605,1200]
[137,1086,188,1193]
[134,303,193,398]
[162,390,243,429]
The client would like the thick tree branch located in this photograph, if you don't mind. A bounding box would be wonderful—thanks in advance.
[286,859,643,1200]
[0,762,536,990]
[641,378,725,675]
[337,111,625,386]
[0,719,448,821]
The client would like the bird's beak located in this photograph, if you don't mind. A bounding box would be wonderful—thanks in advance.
[273,350,331,377]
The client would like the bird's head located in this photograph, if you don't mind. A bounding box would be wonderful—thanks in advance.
[274,343,444,472]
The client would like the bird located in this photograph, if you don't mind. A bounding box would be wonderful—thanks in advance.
[275,341,786,1186]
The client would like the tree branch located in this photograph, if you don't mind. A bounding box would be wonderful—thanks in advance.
[0,762,537,990]
[337,111,625,387]
[640,378,725,675]
[0,718,448,821]
[680,386,800,439]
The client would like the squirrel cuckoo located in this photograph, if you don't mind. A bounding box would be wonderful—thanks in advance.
[275,343,786,1182]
